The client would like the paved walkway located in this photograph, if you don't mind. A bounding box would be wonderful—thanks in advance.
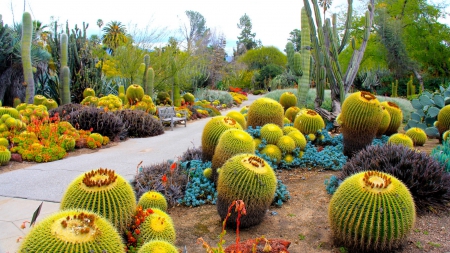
[0,94,258,253]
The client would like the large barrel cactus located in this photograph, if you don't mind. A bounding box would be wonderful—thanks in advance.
[279,91,297,110]
[126,84,145,105]
[60,168,136,232]
[201,116,243,161]
[226,111,246,129]
[405,127,427,146]
[284,106,301,122]
[376,106,391,138]
[329,171,416,252]
[19,209,126,253]
[211,129,255,181]
[246,97,284,128]
[217,154,277,228]
[436,104,450,140]
[138,190,168,211]
[380,101,403,136]
[260,123,284,145]
[137,240,178,253]
[388,133,414,148]
[293,108,325,135]
[338,91,383,158]
[140,209,176,244]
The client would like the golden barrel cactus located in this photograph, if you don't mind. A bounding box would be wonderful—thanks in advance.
[380,101,403,136]
[246,97,284,128]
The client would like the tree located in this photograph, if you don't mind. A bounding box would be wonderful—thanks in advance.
[102,21,128,53]
[180,10,208,53]
[238,46,287,70]
[288,29,301,51]
[319,0,333,20]
[236,13,260,56]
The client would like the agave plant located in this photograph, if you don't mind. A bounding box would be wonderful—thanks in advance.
[404,85,450,137]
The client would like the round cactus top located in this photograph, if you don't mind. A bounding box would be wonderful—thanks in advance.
[82,168,118,189]
[52,211,100,243]
[241,155,269,173]
[361,171,393,194]
[359,91,377,101]
[384,101,400,109]
[223,116,237,126]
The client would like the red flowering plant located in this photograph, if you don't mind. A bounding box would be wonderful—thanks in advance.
[124,206,154,253]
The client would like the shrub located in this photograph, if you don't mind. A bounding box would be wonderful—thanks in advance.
[338,144,450,214]
[194,88,234,106]
[113,109,164,138]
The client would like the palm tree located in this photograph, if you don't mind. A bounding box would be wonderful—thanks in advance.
[318,0,332,20]
[101,21,128,53]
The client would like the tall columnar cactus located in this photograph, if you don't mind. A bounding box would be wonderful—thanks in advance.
[60,33,70,105]
[303,0,375,125]
[338,91,383,157]
[391,79,398,97]
[298,7,312,108]
[21,12,35,104]
[147,67,155,98]
[329,171,416,252]
[61,66,71,105]
[143,54,150,93]
[217,154,277,228]
[407,75,415,99]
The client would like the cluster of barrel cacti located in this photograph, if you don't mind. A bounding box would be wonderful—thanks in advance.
[19,168,178,252]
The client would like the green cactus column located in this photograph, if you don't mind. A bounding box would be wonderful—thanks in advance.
[21,12,35,104]
[147,67,155,99]
[297,7,312,108]
[143,54,150,94]
[60,33,70,104]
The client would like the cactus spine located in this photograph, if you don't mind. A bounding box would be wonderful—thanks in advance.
[298,7,312,108]
[21,12,34,104]
[60,33,71,104]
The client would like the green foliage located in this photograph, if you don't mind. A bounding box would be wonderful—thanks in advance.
[217,154,277,228]
[431,139,450,172]
[238,46,287,70]
[254,64,283,89]
[329,171,415,252]
[404,86,450,137]
[339,91,383,157]
[236,13,260,55]
[60,168,137,232]
[246,97,284,129]
[19,209,126,253]
[194,88,233,106]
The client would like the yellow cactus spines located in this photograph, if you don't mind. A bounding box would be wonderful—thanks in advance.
[260,123,283,144]
[137,240,179,253]
[80,95,99,106]
[217,154,277,228]
[380,101,403,135]
[226,111,247,128]
[246,97,284,128]
[443,130,450,142]
[140,209,176,244]
[201,116,243,161]
[253,138,262,149]
[282,126,300,135]
[376,106,391,137]
[388,133,414,148]
[329,171,416,252]
[33,94,46,105]
[98,94,123,111]
[83,87,96,98]
[436,104,450,138]
[16,102,27,111]
[203,167,213,179]
[0,137,8,147]
[19,209,126,253]
[284,106,301,122]
[405,127,427,146]
[277,135,296,153]
[279,91,297,110]
[339,91,383,157]
[60,168,136,233]
[240,105,250,114]
[126,84,145,105]
[183,92,195,104]
[260,144,282,164]
[138,191,168,212]
[283,153,295,164]
[293,108,325,135]
[283,117,291,125]
[43,98,58,110]
[287,131,307,151]
[0,145,11,165]
[211,129,255,181]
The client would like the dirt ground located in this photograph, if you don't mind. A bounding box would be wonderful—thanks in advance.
[2,139,449,252]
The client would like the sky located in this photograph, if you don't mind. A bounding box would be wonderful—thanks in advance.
[1,0,450,56]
